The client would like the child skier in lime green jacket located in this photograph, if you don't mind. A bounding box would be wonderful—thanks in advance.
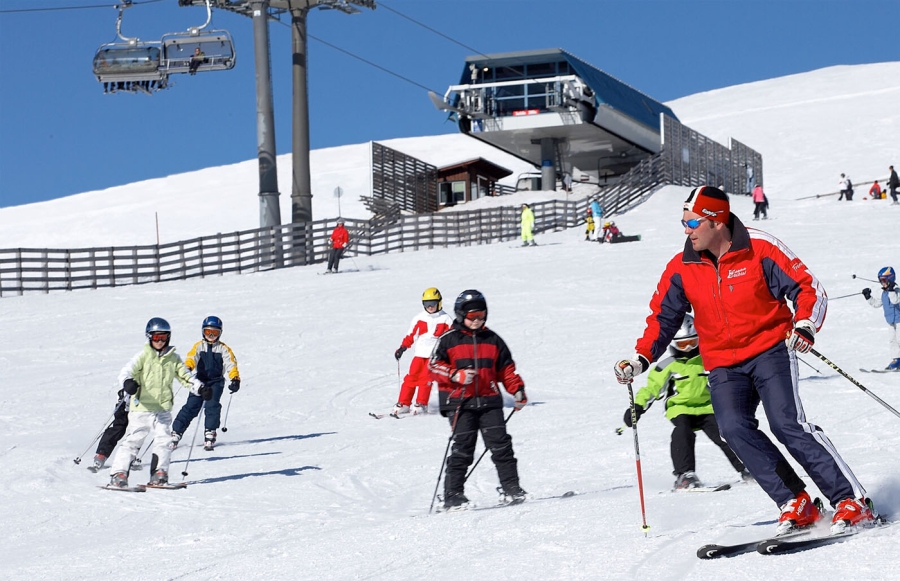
[624,314,750,490]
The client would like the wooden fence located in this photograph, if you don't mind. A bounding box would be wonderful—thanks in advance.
[0,199,588,297]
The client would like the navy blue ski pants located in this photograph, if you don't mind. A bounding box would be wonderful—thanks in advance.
[707,342,865,508]
[172,383,225,435]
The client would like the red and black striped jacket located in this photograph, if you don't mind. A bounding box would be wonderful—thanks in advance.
[429,322,524,413]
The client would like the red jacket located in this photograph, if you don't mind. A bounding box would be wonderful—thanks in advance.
[330,225,349,249]
[635,215,827,369]
[430,322,524,413]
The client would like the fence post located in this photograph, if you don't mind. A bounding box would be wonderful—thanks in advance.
[16,249,24,296]
[41,250,49,294]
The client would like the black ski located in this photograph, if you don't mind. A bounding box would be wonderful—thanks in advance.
[697,529,812,559]
[758,518,892,555]
[666,483,732,495]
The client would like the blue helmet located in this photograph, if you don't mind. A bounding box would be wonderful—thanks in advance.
[878,266,896,285]
[145,317,171,337]
[202,315,223,331]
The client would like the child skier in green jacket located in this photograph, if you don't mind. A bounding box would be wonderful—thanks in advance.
[624,314,751,490]
[107,317,208,489]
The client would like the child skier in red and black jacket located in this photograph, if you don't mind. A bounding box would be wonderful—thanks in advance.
[429,289,528,510]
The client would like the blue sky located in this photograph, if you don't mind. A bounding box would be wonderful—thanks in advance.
[0,0,896,208]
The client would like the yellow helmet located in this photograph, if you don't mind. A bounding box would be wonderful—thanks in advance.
[422,287,442,310]
[603,221,611,228]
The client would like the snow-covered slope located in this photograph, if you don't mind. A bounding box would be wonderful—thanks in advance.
[2,64,900,581]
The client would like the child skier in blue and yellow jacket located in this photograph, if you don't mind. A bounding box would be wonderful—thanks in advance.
[170,316,241,451]
[624,314,749,490]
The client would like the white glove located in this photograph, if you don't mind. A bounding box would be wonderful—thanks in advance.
[614,355,649,384]
[514,389,528,411]
[451,368,476,385]
[786,319,816,354]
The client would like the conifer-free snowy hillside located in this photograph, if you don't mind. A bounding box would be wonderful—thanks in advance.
[2,64,900,581]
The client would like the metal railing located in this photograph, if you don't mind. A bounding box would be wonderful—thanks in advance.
[0,199,585,297]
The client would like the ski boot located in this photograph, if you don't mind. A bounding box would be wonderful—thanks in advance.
[412,403,428,415]
[90,454,107,472]
[390,403,410,418]
[499,484,528,504]
[831,497,877,534]
[443,492,469,511]
[775,490,823,535]
[204,430,217,451]
[109,472,129,489]
[149,470,168,486]
[168,432,182,450]
[673,471,702,490]
[886,358,900,371]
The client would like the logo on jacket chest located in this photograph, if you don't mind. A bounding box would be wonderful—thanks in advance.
[727,267,747,279]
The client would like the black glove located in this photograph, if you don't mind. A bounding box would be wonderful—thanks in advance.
[862,288,871,300]
[123,378,139,395]
[228,379,241,394]
[623,406,644,427]
[198,384,213,401]
[394,346,407,361]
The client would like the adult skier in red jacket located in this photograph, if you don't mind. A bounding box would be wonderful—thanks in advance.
[326,219,349,273]
[614,185,876,536]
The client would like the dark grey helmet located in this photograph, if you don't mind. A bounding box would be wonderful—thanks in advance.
[454,289,487,323]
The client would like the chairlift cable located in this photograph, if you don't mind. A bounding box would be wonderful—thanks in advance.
[273,18,440,94]
[0,0,164,15]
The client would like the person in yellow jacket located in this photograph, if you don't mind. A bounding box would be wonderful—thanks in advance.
[107,317,208,489]
[584,210,594,241]
[520,203,536,246]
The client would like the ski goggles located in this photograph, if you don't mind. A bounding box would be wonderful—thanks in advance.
[673,337,699,351]
[150,332,170,343]
[681,217,708,229]
[423,300,440,309]
[203,328,222,342]
[464,310,487,321]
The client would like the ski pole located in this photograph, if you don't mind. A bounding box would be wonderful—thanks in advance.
[809,348,900,420]
[463,408,516,483]
[221,393,233,433]
[797,356,821,374]
[74,398,126,465]
[829,292,863,300]
[626,380,651,536]
[428,394,467,514]
[851,274,879,283]
[180,407,205,479]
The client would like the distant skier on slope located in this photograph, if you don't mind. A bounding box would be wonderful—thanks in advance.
[430,290,528,509]
[613,185,877,536]
[391,287,453,416]
[326,218,350,273]
[860,266,900,371]
[520,204,536,247]
[624,314,751,490]
[108,318,207,489]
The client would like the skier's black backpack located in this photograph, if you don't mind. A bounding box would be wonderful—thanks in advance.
[847,178,853,193]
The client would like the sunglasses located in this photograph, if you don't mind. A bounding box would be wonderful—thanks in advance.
[423,300,440,309]
[464,310,486,321]
[681,217,708,229]
[673,337,699,350]
[150,333,170,342]
[203,328,221,341]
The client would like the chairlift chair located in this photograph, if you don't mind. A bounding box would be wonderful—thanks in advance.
[93,42,169,94]
[159,30,236,75]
